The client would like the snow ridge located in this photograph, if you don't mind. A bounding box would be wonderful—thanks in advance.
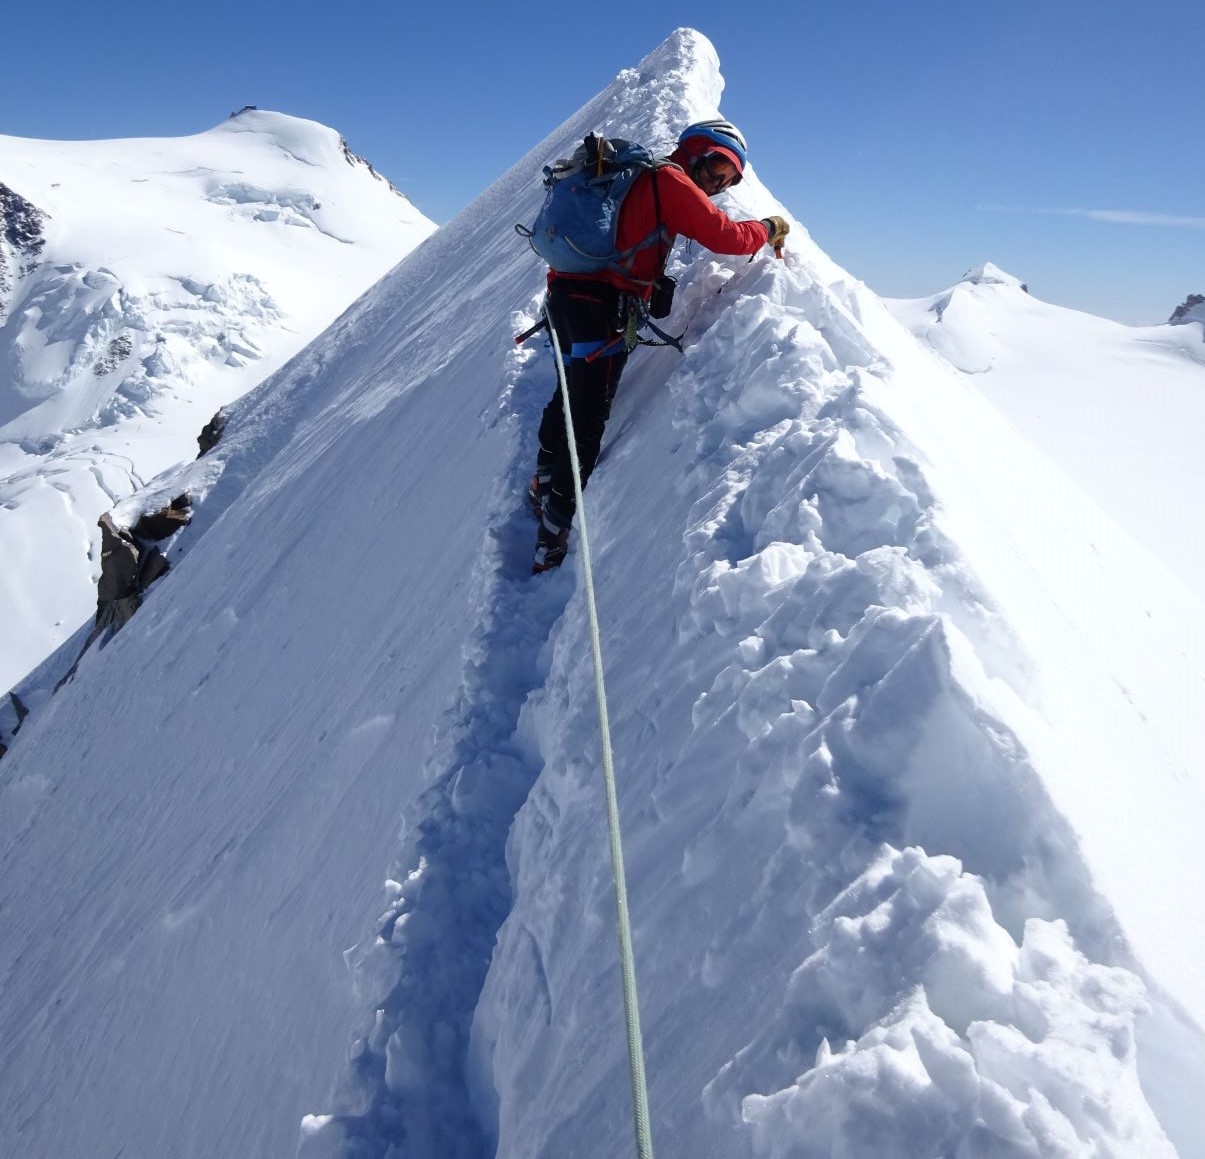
[292,28,1196,1157]
[471,254,1182,1153]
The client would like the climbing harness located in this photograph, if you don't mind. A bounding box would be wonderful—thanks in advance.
[515,294,684,358]
[544,303,656,1159]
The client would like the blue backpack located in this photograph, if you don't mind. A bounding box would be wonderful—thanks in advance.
[518,133,674,282]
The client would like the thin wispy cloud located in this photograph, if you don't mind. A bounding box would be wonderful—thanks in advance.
[978,204,1205,229]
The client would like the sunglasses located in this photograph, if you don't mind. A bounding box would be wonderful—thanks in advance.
[698,153,741,193]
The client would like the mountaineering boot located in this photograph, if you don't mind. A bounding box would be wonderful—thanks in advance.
[533,487,572,573]
[532,495,572,573]
[533,520,570,573]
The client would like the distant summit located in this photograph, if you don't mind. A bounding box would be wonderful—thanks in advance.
[961,262,1028,292]
[225,105,406,199]
[1168,293,1204,326]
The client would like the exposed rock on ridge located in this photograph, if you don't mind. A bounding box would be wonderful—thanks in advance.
[1169,293,1204,327]
[49,494,193,695]
[0,181,47,322]
[4,397,222,757]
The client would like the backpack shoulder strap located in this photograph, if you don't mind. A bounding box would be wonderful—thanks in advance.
[633,160,682,269]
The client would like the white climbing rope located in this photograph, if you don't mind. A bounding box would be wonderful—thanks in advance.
[544,305,655,1159]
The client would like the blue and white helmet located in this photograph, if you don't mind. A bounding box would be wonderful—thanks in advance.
[677,118,748,170]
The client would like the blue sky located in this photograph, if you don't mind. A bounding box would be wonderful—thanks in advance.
[8,1,1200,324]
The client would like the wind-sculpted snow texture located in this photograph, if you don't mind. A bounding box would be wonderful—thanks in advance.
[2,27,1203,1159]
[466,264,1189,1155]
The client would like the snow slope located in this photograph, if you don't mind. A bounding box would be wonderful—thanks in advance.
[0,110,435,692]
[2,29,1204,1159]
[887,266,1205,601]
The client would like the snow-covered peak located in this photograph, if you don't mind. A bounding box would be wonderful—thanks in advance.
[960,260,1027,289]
[0,108,427,317]
[0,112,436,692]
[217,106,408,197]
[887,269,1205,598]
[626,26,726,117]
[883,264,1042,378]
[516,25,725,166]
[217,105,367,165]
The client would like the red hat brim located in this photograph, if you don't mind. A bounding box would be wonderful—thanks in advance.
[679,138,744,175]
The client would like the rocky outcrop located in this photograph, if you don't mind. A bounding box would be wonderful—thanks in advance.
[96,513,142,630]
[132,498,193,540]
[197,409,226,456]
[338,135,408,199]
[1169,293,1204,326]
[95,494,192,625]
[5,484,197,752]
[0,181,47,322]
[21,401,228,719]
[93,333,135,376]
[52,494,193,692]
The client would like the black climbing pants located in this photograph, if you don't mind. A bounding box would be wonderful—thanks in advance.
[536,280,631,527]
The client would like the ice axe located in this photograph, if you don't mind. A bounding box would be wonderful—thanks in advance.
[762,215,789,260]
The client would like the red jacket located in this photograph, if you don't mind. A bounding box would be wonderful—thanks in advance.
[549,159,770,299]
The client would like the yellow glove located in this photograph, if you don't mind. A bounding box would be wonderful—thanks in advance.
[761,216,790,249]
